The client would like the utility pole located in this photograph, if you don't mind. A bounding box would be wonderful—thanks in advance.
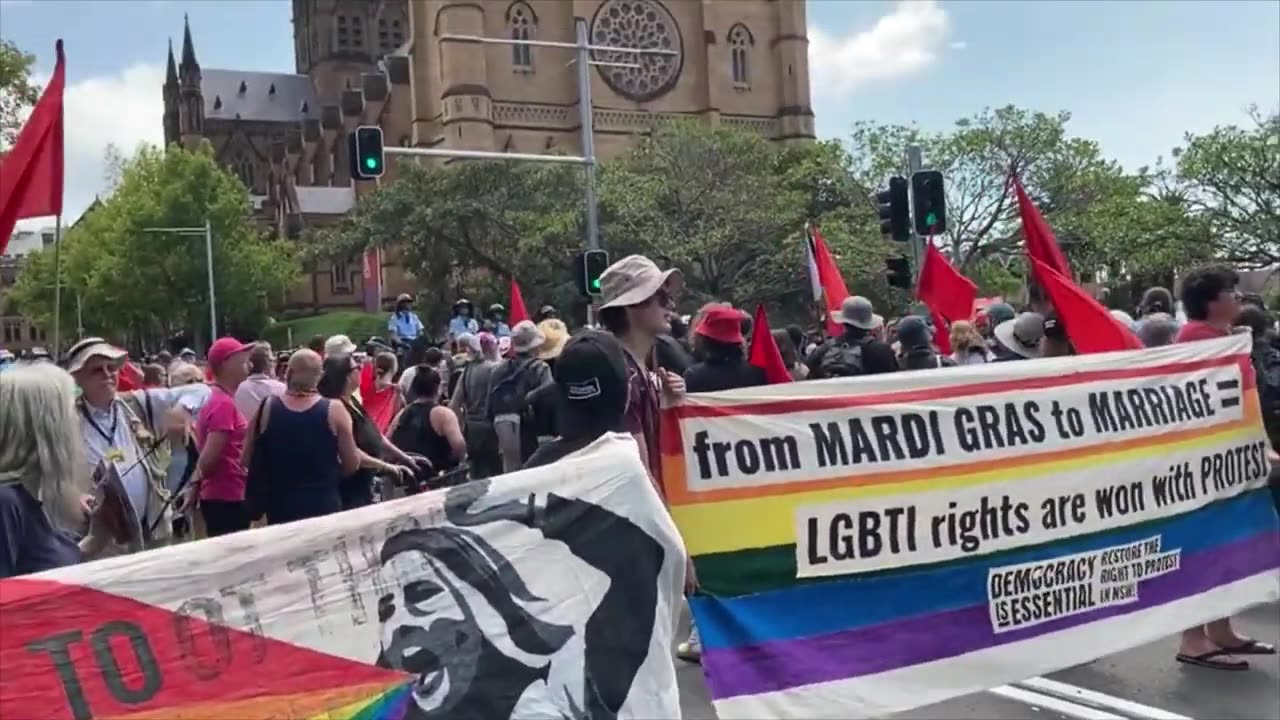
[906,145,925,283]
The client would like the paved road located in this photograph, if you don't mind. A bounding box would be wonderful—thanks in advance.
[676,601,1280,719]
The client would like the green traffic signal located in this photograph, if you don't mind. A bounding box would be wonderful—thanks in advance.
[925,211,937,227]
[591,278,601,291]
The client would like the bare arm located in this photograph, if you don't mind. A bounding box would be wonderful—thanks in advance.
[431,406,469,461]
[328,401,363,476]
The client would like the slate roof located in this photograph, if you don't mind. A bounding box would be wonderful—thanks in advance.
[203,69,317,124]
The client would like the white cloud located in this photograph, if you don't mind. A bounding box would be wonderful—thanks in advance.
[809,0,950,99]
[950,40,968,51]
[17,63,164,230]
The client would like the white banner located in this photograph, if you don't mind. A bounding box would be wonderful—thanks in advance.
[0,435,686,720]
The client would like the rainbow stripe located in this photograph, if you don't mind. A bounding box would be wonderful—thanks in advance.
[663,340,1280,719]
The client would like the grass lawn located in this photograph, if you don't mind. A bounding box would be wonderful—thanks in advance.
[262,311,388,349]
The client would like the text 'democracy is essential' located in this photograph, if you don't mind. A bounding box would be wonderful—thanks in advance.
[988,536,1181,633]
[681,362,1247,494]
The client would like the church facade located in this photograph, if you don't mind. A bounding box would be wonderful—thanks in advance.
[163,0,814,313]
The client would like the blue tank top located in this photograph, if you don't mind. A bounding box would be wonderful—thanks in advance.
[258,396,342,524]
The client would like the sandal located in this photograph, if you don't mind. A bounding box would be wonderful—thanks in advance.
[1176,649,1249,671]
[1219,639,1277,656]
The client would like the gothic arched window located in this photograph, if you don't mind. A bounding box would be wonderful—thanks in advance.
[508,2,536,71]
[233,155,255,191]
[729,23,753,87]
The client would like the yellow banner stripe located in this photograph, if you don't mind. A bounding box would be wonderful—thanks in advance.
[671,423,1264,557]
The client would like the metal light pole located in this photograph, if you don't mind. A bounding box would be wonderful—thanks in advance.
[142,220,216,343]
[906,145,925,283]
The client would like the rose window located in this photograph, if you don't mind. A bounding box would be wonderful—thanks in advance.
[589,0,684,102]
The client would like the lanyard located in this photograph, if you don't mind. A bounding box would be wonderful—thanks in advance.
[79,400,120,446]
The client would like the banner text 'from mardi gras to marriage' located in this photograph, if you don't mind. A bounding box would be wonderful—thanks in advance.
[685,369,1245,489]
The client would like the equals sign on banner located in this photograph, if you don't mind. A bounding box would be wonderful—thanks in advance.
[1216,379,1241,409]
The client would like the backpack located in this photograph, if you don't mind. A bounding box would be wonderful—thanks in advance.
[819,337,872,378]
[488,358,536,420]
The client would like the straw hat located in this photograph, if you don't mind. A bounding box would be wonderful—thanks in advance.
[535,319,570,360]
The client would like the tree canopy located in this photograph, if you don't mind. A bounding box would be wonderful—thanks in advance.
[0,37,40,151]
[9,143,299,347]
[305,104,1277,328]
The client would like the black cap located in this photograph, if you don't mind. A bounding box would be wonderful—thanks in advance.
[554,330,628,439]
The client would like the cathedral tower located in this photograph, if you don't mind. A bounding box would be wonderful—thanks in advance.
[293,0,408,102]
[177,15,205,149]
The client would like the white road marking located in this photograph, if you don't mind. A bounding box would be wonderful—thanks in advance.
[1015,677,1195,720]
[988,685,1126,720]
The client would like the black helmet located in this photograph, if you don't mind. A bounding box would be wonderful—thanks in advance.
[453,298,473,311]
[488,303,505,314]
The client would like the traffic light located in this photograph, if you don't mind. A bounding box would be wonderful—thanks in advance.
[876,176,911,242]
[575,249,610,297]
[885,256,912,289]
[911,170,947,235]
[348,126,385,180]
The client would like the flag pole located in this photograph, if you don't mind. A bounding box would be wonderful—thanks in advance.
[53,213,62,358]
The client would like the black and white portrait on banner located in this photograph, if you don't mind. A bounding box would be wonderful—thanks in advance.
[375,477,668,719]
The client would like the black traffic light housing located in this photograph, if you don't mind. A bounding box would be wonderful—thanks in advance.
[575,249,610,297]
[885,256,912,289]
[876,176,911,242]
[349,126,385,180]
[911,170,947,235]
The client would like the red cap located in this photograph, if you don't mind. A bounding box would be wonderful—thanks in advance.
[696,307,747,344]
[207,337,254,369]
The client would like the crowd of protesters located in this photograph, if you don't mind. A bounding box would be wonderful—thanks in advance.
[1,255,1277,671]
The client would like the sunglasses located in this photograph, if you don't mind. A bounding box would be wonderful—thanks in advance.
[82,361,123,377]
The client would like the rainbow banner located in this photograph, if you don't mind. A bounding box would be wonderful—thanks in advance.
[662,334,1280,719]
[0,436,684,720]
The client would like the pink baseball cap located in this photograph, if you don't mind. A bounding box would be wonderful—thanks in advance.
[207,337,254,369]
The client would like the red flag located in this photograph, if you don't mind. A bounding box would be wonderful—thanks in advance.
[1029,256,1143,353]
[116,360,144,392]
[509,276,530,325]
[0,40,65,255]
[917,242,977,323]
[747,304,792,384]
[930,309,953,355]
[1014,177,1071,284]
[809,224,850,337]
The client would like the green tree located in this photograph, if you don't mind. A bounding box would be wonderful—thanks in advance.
[847,105,1212,292]
[306,158,585,330]
[0,37,40,150]
[10,143,299,347]
[600,123,898,321]
[1173,106,1280,268]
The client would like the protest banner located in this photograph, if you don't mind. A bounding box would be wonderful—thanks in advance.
[0,435,685,720]
[662,334,1280,719]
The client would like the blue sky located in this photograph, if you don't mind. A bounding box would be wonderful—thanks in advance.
[2,0,1277,225]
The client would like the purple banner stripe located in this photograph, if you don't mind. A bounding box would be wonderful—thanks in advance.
[703,531,1280,700]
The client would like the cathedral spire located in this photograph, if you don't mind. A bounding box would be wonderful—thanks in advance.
[165,39,178,88]
[180,13,200,76]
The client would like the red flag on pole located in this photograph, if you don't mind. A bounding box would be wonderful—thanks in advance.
[747,304,792,385]
[1028,256,1143,353]
[0,40,66,255]
[509,276,530,325]
[1013,177,1071,284]
[930,309,953,356]
[917,243,977,324]
[808,224,850,337]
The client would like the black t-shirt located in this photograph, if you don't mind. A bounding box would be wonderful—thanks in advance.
[805,331,899,379]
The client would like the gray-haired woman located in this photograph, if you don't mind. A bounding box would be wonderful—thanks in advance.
[0,363,123,578]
